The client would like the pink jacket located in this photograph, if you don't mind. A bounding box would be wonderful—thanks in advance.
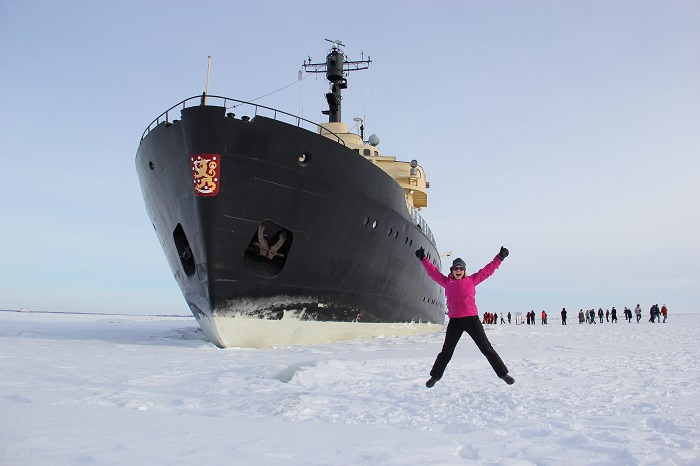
[421,255,502,318]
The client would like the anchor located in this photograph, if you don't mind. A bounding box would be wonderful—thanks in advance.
[252,224,287,260]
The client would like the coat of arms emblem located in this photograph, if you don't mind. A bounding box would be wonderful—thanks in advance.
[190,154,220,196]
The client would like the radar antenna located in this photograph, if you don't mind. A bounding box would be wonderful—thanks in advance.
[303,40,371,123]
[324,39,345,49]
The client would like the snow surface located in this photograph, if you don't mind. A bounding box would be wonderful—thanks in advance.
[1,310,699,466]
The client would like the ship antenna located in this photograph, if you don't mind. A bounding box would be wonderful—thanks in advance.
[204,55,212,105]
[303,40,371,123]
[324,38,345,49]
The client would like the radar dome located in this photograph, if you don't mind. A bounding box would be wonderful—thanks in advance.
[368,134,380,146]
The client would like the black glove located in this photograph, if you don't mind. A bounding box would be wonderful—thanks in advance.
[415,247,425,260]
[498,246,509,260]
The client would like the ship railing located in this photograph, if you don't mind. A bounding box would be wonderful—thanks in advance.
[140,94,346,145]
[407,202,436,247]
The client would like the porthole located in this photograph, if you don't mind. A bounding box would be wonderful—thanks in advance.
[363,217,370,225]
[149,161,154,170]
[298,151,312,165]
[394,231,399,239]
[371,221,378,229]
[409,239,413,246]
[387,228,393,236]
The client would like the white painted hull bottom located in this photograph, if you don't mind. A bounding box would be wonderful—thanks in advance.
[195,313,444,348]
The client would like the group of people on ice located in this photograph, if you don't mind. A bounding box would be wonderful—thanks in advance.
[570,304,668,324]
[648,304,668,323]
[525,310,546,325]
[482,312,506,325]
[480,310,549,325]
[478,305,669,326]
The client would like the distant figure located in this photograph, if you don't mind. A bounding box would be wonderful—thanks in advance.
[611,307,618,323]
[561,308,567,325]
[650,304,659,323]
[541,310,547,325]
[635,304,642,323]
[589,309,596,324]
[500,312,505,324]
[531,311,536,325]
[655,304,662,323]
[606,309,610,322]
[598,308,604,323]
[507,311,512,324]
[624,307,632,322]
[661,304,668,323]
[579,309,585,324]
[527,311,531,325]
[416,246,514,388]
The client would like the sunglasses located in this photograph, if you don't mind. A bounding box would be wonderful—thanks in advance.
[453,266,464,271]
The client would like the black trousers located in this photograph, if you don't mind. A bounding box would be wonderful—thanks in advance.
[430,316,508,379]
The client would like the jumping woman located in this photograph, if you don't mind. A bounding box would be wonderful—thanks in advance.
[416,246,514,387]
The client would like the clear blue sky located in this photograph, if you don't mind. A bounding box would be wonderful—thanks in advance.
[1,0,698,315]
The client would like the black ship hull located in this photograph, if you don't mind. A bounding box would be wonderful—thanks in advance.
[136,100,445,347]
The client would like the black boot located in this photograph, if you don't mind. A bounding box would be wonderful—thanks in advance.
[500,374,515,385]
[426,377,440,388]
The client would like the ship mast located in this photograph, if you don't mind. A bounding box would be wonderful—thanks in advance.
[303,40,371,123]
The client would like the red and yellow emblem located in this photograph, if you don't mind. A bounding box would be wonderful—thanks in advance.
[190,154,220,196]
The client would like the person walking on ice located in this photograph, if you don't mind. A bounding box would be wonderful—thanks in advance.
[416,246,514,387]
